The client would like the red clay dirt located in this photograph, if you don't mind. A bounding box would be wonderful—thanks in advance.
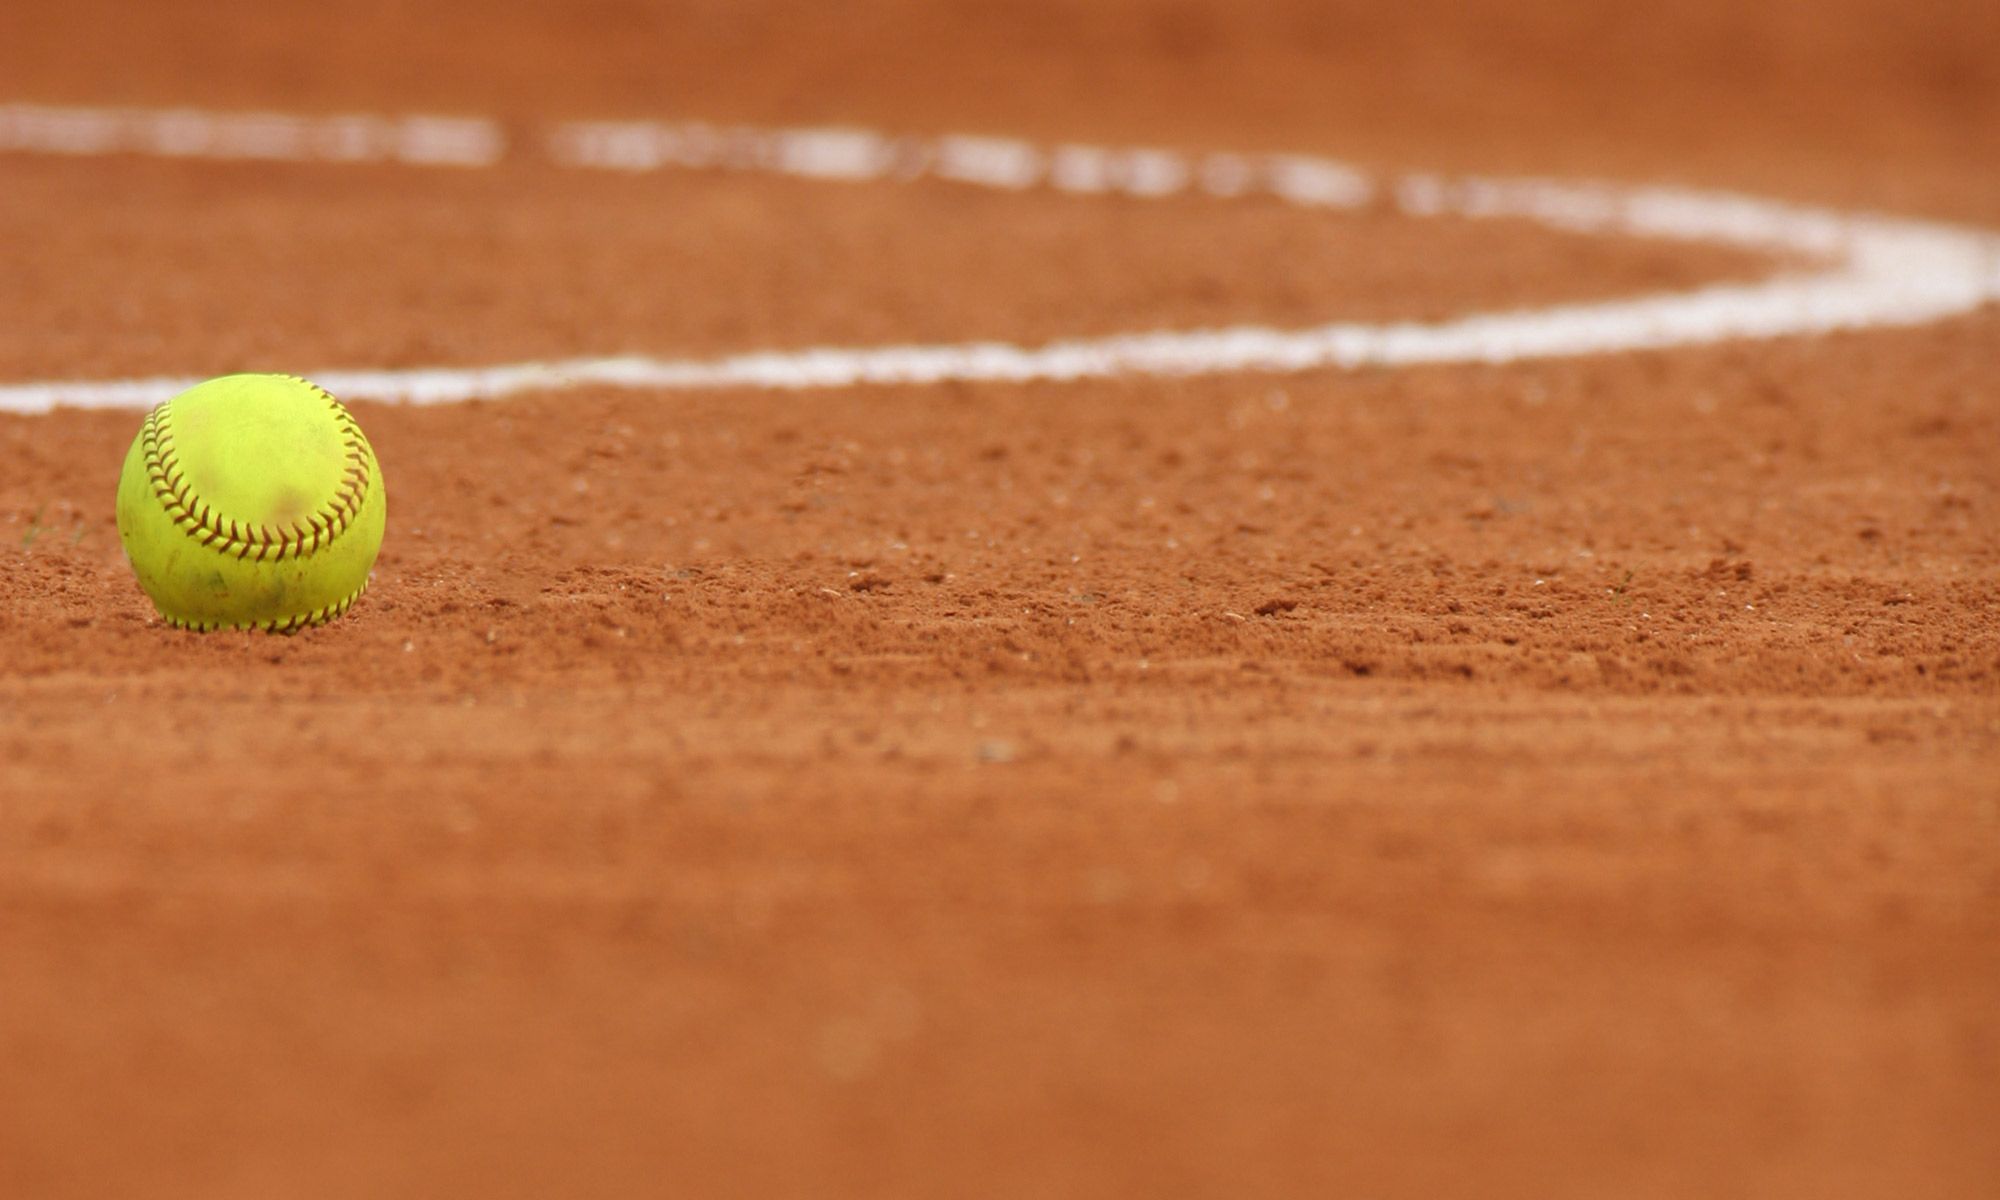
[2,3,1997,1198]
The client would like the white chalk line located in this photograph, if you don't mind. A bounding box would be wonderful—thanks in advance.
[3,103,1998,413]
[0,102,504,167]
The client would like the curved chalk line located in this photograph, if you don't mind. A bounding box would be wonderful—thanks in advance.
[2,104,1997,413]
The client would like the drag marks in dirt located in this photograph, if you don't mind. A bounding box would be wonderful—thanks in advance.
[2,103,1998,412]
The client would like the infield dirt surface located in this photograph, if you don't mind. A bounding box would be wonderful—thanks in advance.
[2,2,1997,1198]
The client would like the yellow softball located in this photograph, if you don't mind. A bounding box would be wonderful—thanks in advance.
[115,373,386,633]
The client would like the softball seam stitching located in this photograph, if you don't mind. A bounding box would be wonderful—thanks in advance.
[141,376,371,561]
[162,577,371,634]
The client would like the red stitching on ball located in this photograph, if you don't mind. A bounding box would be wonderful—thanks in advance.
[141,380,372,561]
